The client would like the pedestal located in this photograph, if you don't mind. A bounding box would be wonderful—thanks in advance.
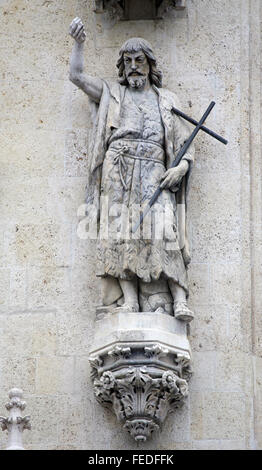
[89,312,192,442]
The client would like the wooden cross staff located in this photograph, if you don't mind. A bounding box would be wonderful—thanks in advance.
[132,101,228,233]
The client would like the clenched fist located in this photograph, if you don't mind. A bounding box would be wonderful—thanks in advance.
[69,17,86,44]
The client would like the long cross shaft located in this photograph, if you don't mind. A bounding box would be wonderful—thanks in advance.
[132,101,216,233]
[172,106,228,145]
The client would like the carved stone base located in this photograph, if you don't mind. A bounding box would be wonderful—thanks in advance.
[92,1,186,20]
[89,312,192,442]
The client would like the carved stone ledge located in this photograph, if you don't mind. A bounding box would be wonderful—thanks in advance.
[89,312,192,441]
[92,1,186,20]
[89,342,192,381]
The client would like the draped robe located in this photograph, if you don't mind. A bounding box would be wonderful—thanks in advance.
[85,81,194,307]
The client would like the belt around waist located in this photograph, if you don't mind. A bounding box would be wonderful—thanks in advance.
[107,145,165,190]
[109,137,164,151]
[109,148,165,165]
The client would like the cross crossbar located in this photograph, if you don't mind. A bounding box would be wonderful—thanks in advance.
[132,101,227,233]
[172,106,228,145]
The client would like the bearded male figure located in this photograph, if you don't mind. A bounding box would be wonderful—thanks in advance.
[69,17,195,322]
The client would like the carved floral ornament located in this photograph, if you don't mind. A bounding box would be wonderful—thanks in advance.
[94,366,188,441]
[89,344,193,380]
[0,389,31,450]
[0,389,30,432]
[0,415,31,433]
[89,344,192,441]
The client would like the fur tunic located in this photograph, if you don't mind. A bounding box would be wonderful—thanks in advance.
[85,81,194,299]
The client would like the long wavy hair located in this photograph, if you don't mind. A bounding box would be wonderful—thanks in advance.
[116,37,163,88]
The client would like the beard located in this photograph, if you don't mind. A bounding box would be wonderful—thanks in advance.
[127,74,147,89]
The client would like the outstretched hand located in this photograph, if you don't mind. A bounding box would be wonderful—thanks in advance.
[69,17,86,44]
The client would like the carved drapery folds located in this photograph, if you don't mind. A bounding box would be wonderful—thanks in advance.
[89,315,192,442]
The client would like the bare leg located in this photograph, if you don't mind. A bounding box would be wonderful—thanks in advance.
[168,280,194,322]
[96,276,123,316]
[119,278,139,304]
[114,278,139,312]
[168,280,187,303]
[101,276,123,306]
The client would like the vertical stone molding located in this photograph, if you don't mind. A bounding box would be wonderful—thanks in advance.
[89,312,192,441]
[0,389,31,450]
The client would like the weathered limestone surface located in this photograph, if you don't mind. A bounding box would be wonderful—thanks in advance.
[0,0,261,449]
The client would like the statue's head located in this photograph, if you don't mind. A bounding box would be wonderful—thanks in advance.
[117,38,162,89]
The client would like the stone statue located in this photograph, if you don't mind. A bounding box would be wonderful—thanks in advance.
[69,17,195,322]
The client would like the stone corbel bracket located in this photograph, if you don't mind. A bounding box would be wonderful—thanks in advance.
[89,312,192,442]
[92,1,186,18]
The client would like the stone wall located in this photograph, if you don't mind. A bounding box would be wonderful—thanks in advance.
[0,0,261,450]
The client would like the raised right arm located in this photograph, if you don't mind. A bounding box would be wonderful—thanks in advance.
[69,17,103,103]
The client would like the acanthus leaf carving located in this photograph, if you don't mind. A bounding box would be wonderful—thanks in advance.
[0,417,9,432]
[175,353,193,381]
[0,389,31,450]
[92,364,189,441]
[89,354,104,379]
[144,344,169,359]
[108,345,131,360]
